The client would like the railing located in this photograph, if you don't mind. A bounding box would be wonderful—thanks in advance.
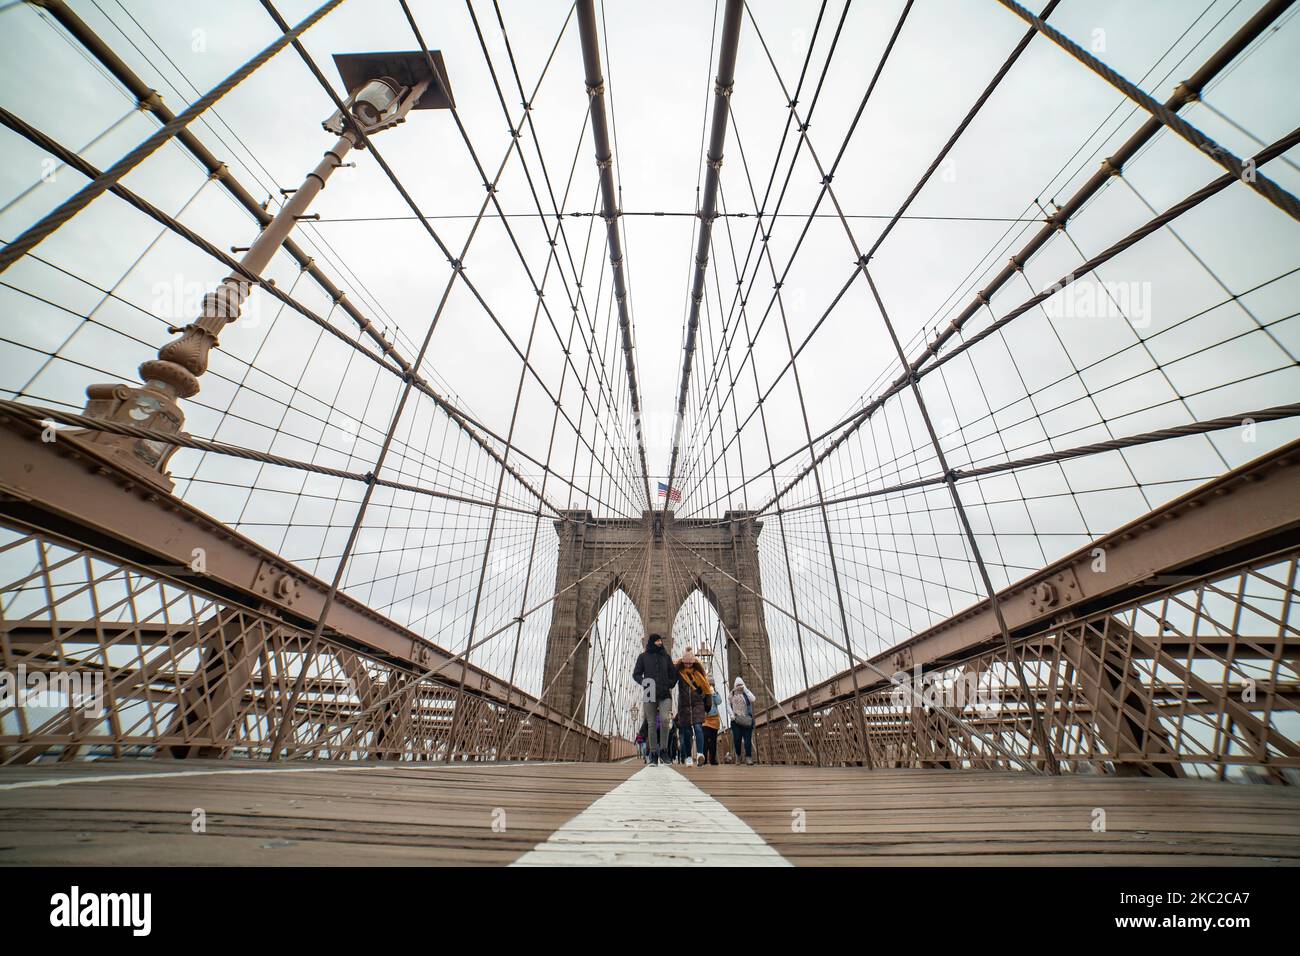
[744,545,1300,782]
[0,518,606,765]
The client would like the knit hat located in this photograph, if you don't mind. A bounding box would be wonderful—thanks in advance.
[646,633,663,651]
[682,648,697,665]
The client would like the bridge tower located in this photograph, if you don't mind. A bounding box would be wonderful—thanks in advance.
[541,510,774,719]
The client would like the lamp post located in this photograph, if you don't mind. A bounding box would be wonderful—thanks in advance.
[76,50,454,490]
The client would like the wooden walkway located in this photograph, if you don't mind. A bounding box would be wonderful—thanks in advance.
[0,760,1296,865]
[690,765,1300,865]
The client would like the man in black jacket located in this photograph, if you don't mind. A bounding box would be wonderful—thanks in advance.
[632,633,675,766]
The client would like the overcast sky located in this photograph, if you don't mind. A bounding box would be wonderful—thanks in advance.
[2,0,1298,730]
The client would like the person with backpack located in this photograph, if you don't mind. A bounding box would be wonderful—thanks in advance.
[632,633,676,765]
[675,649,712,767]
[730,676,756,765]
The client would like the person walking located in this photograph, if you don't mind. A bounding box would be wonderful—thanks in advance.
[730,676,756,765]
[632,633,676,765]
[675,649,711,767]
[635,717,648,762]
[702,686,721,766]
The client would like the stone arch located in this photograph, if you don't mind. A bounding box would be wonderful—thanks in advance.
[579,573,647,640]
[669,574,735,652]
[669,578,734,695]
[541,509,774,716]
[579,581,644,732]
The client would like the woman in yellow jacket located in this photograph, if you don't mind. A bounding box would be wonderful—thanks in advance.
[701,698,721,766]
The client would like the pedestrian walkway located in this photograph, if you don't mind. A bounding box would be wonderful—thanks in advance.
[1,760,1296,865]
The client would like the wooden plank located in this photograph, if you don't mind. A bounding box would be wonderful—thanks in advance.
[0,760,639,866]
[2,760,1297,866]
[688,765,1300,866]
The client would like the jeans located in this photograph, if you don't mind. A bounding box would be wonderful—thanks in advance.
[732,722,753,758]
[643,697,672,753]
[702,727,718,764]
[678,722,704,760]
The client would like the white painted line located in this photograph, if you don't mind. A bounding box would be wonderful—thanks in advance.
[512,765,790,866]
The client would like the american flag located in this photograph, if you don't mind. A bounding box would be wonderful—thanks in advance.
[657,481,681,502]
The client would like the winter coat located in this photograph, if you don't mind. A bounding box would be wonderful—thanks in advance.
[730,684,755,721]
[676,664,713,726]
[632,640,677,701]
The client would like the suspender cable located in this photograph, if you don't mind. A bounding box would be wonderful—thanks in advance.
[575,0,653,510]
[0,0,343,274]
[662,0,744,519]
[755,0,1297,518]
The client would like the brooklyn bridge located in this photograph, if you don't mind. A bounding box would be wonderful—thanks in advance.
[0,0,1297,868]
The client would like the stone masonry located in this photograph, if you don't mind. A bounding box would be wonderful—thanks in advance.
[540,509,775,720]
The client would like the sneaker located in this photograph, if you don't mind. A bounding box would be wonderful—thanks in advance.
[745,756,754,766]
[685,756,695,767]
[649,752,658,766]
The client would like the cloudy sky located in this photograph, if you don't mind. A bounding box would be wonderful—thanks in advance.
[2,0,1297,732]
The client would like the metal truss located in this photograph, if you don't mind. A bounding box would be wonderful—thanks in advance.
[0,516,604,764]
[741,543,1300,782]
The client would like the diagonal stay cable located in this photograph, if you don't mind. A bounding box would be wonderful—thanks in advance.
[666,532,1041,773]
[766,403,1300,516]
[747,0,1291,519]
[996,0,1300,223]
[288,541,645,759]
[469,0,650,503]
[683,0,1054,510]
[758,121,1300,519]
[0,103,568,517]
[658,524,820,763]
[434,0,649,509]
[258,0,597,755]
[0,398,553,518]
[259,0,624,518]
[30,0,557,495]
[0,0,343,274]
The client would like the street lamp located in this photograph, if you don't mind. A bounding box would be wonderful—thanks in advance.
[76,50,454,490]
